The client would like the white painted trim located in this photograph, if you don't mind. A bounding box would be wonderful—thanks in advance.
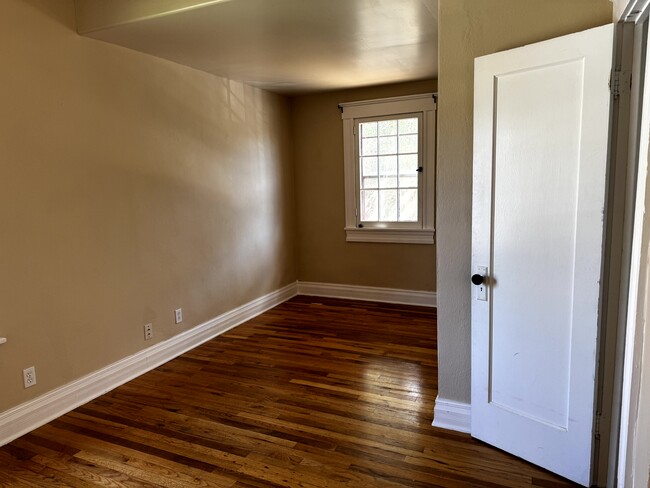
[432,396,471,434]
[297,281,436,307]
[0,280,436,448]
[345,227,434,244]
[339,93,436,119]
[0,282,298,448]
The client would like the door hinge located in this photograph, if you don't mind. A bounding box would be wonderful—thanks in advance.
[595,412,602,440]
[610,68,632,99]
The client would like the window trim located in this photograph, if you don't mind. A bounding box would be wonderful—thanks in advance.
[340,93,437,244]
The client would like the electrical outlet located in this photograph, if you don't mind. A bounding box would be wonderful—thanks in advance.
[144,323,153,341]
[175,308,183,324]
[23,366,36,388]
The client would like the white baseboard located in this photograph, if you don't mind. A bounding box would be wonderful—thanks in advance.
[0,282,298,448]
[297,281,437,307]
[0,280,435,447]
[432,396,471,434]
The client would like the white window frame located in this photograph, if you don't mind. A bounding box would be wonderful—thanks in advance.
[340,93,436,244]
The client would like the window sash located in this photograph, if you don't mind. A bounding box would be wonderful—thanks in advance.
[354,113,424,229]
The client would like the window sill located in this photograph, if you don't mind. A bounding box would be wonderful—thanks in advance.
[345,227,435,244]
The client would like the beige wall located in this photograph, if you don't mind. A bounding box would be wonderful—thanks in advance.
[613,0,628,21]
[436,0,612,404]
[0,0,296,412]
[291,81,437,291]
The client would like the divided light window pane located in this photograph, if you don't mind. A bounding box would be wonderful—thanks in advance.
[359,116,419,223]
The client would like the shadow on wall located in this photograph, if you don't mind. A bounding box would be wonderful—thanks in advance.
[0,0,296,412]
[25,0,74,29]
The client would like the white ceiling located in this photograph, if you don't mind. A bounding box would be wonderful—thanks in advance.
[75,0,438,94]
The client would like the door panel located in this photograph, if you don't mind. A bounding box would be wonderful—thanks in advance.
[471,24,614,486]
[491,59,583,429]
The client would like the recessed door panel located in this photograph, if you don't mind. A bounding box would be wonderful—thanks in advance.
[490,60,584,429]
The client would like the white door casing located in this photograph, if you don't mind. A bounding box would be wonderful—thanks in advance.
[471,24,614,486]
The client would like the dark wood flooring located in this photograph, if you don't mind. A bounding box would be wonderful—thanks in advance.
[0,296,577,487]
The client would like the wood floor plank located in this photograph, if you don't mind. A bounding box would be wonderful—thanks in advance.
[0,296,578,487]
[26,428,238,488]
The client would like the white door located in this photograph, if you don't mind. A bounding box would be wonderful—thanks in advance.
[471,24,614,486]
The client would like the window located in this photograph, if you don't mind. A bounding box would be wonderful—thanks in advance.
[339,93,436,244]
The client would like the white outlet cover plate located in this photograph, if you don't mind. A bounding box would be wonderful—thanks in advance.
[23,366,36,388]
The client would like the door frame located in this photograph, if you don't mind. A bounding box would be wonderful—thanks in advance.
[595,16,638,488]
[606,2,650,486]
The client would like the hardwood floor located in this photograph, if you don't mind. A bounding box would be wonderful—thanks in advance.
[0,296,577,487]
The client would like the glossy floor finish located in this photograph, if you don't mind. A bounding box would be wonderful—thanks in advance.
[0,296,577,487]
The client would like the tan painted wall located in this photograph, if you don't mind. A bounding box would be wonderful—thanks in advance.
[291,80,437,291]
[436,0,612,404]
[613,0,628,21]
[0,0,296,412]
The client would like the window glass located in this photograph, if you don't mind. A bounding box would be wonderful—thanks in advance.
[358,116,419,223]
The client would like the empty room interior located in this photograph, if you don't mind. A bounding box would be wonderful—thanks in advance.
[2,0,650,487]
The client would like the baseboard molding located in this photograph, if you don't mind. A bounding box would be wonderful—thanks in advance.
[0,282,298,448]
[432,396,471,434]
[0,280,435,447]
[297,281,437,307]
